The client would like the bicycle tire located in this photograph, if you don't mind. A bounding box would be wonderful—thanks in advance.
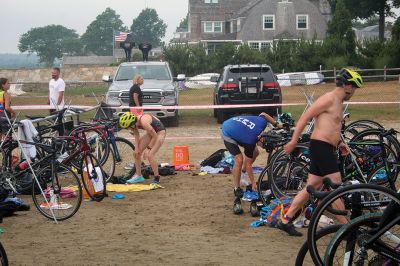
[268,143,310,198]
[324,213,386,265]
[350,128,400,161]
[111,137,135,181]
[368,162,400,191]
[80,153,107,202]
[295,225,341,266]
[32,163,83,221]
[68,125,111,169]
[307,183,400,266]
[343,119,384,141]
[0,241,8,266]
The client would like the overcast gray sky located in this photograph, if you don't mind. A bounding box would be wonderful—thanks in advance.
[0,0,188,53]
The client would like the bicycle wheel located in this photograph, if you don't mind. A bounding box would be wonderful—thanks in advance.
[307,183,400,266]
[295,225,341,266]
[269,143,310,198]
[257,165,272,206]
[343,119,384,141]
[0,241,8,266]
[110,137,135,181]
[351,129,400,161]
[68,125,111,169]
[324,212,400,265]
[80,153,107,202]
[368,162,400,191]
[32,163,83,221]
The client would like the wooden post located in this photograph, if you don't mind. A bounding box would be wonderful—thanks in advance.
[384,65,387,82]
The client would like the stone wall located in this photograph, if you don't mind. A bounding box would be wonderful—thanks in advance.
[0,66,117,83]
[0,66,117,91]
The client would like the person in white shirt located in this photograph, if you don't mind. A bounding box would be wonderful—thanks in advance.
[48,67,65,112]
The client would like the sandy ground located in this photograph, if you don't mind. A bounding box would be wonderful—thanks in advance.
[2,118,400,266]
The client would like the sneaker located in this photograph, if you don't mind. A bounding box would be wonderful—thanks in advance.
[233,199,243,215]
[242,191,259,201]
[152,176,160,184]
[234,187,244,198]
[126,175,145,184]
[277,221,303,237]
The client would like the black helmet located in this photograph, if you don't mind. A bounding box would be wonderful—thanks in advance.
[336,68,363,88]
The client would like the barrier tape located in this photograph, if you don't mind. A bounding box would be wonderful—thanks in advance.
[12,101,400,111]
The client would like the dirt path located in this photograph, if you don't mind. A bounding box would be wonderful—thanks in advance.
[1,120,399,265]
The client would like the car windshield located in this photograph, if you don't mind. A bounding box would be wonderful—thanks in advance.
[115,65,171,81]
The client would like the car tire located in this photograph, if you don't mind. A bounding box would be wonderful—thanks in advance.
[216,109,227,124]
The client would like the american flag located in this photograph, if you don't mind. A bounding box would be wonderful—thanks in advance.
[114,31,129,42]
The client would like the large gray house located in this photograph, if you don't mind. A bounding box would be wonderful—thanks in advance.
[173,0,331,52]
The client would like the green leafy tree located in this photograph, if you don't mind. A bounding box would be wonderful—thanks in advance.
[392,16,400,40]
[322,0,355,66]
[81,8,127,56]
[176,14,188,31]
[163,44,191,75]
[18,24,80,66]
[131,8,167,47]
[345,0,400,41]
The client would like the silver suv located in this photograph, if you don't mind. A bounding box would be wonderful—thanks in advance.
[103,61,184,126]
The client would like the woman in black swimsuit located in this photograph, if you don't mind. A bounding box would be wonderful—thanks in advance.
[130,114,166,184]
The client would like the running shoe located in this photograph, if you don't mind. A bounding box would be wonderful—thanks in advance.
[276,221,303,237]
[126,175,145,184]
[124,162,135,170]
[242,191,259,201]
[152,176,160,184]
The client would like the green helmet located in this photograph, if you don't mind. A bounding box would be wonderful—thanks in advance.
[119,112,137,129]
[336,68,363,88]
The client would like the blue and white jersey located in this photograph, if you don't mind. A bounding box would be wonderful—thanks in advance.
[221,116,268,145]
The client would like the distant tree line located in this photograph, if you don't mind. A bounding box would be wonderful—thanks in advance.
[18,8,166,66]
[164,0,400,76]
[15,0,400,72]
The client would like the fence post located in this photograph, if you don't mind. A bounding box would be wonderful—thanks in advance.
[333,67,336,79]
[384,65,387,82]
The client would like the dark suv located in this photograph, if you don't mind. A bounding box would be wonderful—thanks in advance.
[213,64,282,123]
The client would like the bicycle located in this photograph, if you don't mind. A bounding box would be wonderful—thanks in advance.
[0,132,83,221]
[324,194,400,265]
[306,182,400,265]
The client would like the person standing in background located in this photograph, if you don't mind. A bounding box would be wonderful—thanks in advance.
[48,67,65,113]
[0,78,16,119]
[129,74,144,116]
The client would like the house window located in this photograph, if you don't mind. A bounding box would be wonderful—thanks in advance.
[297,15,308,29]
[203,21,223,33]
[263,15,275,30]
[248,41,272,51]
[204,0,218,3]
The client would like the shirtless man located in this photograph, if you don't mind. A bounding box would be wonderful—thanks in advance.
[277,68,363,236]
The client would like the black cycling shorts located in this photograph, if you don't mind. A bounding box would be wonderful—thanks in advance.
[221,132,255,158]
[309,139,339,177]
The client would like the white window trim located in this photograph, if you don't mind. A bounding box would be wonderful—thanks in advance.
[296,14,309,30]
[203,21,223,33]
[248,41,273,51]
[263,15,275,30]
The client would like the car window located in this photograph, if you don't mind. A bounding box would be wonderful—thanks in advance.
[227,67,274,82]
[115,65,171,81]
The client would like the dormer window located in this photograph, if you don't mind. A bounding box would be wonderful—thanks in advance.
[297,14,308,29]
[204,0,218,3]
[204,21,223,33]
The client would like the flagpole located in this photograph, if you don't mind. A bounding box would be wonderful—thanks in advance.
[112,29,115,60]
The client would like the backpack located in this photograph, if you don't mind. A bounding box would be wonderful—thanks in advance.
[260,196,292,227]
[200,149,227,167]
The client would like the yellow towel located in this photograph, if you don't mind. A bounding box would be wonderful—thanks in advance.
[106,183,164,192]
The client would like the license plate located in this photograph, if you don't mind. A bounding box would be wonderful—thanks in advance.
[248,87,257,93]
